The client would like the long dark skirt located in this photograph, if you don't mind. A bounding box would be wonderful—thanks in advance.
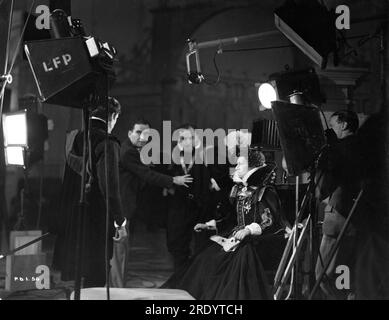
[162,240,272,300]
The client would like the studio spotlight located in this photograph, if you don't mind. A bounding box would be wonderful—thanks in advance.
[3,110,28,167]
[2,109,48,168]
[257,82,277,109]
[256,68,324,109]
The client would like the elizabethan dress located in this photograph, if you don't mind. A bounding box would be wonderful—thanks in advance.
[162,164,287,300]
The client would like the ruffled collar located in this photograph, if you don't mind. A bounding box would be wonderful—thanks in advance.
[233,165,267,186]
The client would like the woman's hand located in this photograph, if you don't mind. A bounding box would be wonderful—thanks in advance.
[234,228,251,241]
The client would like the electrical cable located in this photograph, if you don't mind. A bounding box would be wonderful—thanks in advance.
[204,50,221,86]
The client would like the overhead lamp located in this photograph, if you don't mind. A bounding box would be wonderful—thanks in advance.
[256,68,324,109]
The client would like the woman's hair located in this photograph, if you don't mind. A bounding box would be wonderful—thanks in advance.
[90,97,121,119]
[248,146,266,168]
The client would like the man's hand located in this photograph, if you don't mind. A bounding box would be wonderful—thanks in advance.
[194,223,209,232]
[194,221,217,232]
[173,175,193,188]
[113,226,128,242]
[234,228,251,241]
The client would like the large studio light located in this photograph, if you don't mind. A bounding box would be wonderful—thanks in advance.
[2,110,28,167]
[2,111,28,146]
[2,109,48,168]
[257,82,277,109]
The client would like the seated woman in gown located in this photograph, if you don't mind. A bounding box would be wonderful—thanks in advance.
[161,147,288,300]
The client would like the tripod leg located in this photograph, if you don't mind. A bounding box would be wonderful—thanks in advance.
[274,227,294,289]
[274,216,310,300]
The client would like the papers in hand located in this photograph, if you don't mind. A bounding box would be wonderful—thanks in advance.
[210,235,240,252]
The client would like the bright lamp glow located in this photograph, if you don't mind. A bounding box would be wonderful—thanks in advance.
[4,146,25,166]
[258,83,277,109]
[2,111,27,146]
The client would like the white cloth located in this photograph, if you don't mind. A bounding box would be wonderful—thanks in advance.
[210,235,240,252]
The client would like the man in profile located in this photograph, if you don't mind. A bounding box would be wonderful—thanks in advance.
[315,110,362,299]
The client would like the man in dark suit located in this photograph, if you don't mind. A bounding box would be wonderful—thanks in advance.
[166,124,211,271]
[109,119,192,287]
[119,119,193,227]
[315,110,362,299]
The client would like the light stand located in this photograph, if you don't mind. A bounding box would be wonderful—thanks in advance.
[291,175,300,299]
[271,100,326,300]
[273,161,322,299]
[0,0,14,114]
[73,104,90,300]
[0,2,14,238]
